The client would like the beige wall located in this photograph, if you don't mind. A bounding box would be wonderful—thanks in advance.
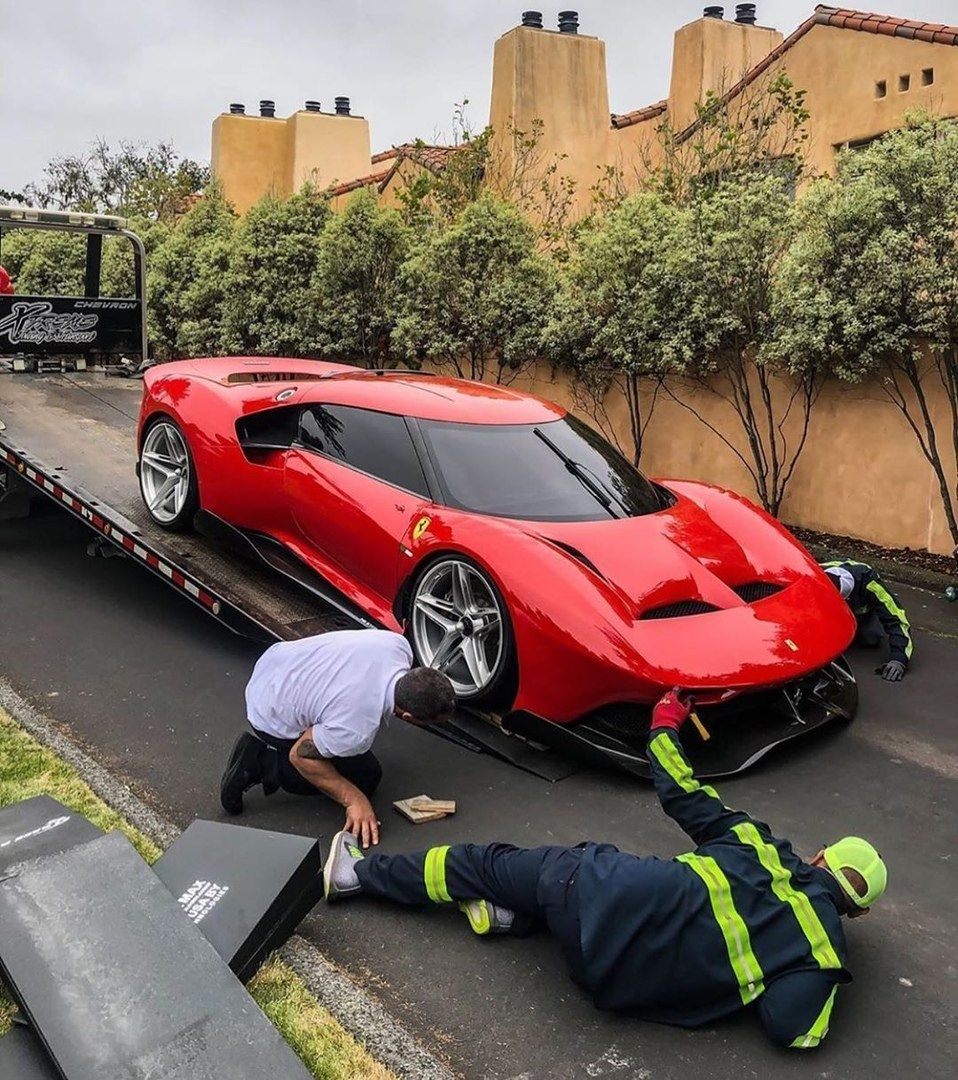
[212,114,288,214]
[605,21,958,188]
[212,109,373,214]
[508,359,956,556]
[488,26,612,204]
[666,17,783,131]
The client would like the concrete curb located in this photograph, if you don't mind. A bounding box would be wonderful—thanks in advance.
[0,677,458,1080]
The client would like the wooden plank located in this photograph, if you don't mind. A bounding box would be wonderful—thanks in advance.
[408,799,457,815]
[393,795,448,823]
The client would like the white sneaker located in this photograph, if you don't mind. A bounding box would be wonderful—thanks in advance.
[323,830,364,901]
[459,898,515,935]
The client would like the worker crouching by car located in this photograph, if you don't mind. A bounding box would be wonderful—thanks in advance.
[324,689,888,1050]
[219,629,456,846]
[822,560,913,681]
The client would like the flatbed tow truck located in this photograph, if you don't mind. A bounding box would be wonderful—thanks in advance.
[0,206,580,780]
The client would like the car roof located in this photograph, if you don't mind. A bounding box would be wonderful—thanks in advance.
[300,370,565,425]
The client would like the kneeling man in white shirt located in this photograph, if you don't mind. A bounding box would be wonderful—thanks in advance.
[220,629,455,847]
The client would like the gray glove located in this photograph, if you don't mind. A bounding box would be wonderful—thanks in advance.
[878,660,906,682]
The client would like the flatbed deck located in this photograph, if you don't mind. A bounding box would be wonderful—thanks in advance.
[0,372,357,641]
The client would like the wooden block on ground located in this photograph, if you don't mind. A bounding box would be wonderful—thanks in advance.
[409,799,457,815]
[393,795,448,823]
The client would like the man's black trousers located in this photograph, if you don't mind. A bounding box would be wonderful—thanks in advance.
[249,726,383,797]
[357,843,587,980]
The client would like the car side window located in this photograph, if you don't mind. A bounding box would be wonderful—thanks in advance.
[298,404,430,497]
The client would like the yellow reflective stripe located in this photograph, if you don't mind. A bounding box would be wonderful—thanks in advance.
[732,823,842,970]
[678,853,764,1003]
[424,845,452,903]
[790,985,838,1049]
[865,581,913,658]
[649,733,722,802]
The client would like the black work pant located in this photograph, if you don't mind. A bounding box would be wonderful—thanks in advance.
[356,843,587,981]
[250,725,383,797]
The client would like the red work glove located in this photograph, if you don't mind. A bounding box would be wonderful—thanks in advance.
[651,688,694,732]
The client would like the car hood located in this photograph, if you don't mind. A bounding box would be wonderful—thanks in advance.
[518,484,855,692]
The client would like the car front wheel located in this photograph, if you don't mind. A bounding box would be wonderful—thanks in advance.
[408,556,515,704]
[138,417,199,531]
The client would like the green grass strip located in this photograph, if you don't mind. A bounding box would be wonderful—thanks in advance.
[0,707,395,1080]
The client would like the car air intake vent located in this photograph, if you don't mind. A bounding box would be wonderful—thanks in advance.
[641,600,719,620]
[733,582,784,603]
[546,539,605,579]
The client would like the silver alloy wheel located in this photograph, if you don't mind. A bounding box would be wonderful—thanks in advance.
[140,421,191,524]
[411,559,505,698]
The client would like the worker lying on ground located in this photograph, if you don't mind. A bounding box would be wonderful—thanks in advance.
[220,629,455,847]
[822,559,913,681]
[324,688,887,1050]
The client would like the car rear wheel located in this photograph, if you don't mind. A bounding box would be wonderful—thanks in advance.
[409,556,515,704]
[139,417,199,531]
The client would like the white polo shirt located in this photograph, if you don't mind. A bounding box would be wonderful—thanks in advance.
[245,629,414,759]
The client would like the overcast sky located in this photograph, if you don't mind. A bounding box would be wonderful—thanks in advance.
[3,0,957,191]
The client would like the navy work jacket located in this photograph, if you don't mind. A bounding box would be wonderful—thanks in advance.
[574,728,851,1049]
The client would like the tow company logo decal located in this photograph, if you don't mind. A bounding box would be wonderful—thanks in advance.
[0,300,98,345]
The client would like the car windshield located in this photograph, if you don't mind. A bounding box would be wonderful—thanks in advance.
[418,415,666,521]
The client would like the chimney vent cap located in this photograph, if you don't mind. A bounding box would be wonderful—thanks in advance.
[704,6,724,17]
[259,99,276,117]
[521,10,543,28]
[334,96,351,116]
[735,3,757,23]
[557,10,579,33]
[229,102,245,115]
[304,100,321,112]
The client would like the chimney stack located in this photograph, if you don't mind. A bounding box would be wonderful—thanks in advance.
[334,96,351,116]
[304,100,321,112]
[229,103,245,115]
[557,10,579,33]
[259,99,276,117]
[703,6,724,17]
[521,11,543,28]
[735,4,757,24]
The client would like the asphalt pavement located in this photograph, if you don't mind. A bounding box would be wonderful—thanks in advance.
[1,506,956,1080]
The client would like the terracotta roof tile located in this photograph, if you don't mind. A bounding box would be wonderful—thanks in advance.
[327,169,391,197]
[611,99,668,129]
[673,5,958,143]
[369,143,459,173]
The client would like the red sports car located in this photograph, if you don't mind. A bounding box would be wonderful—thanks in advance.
[137,356,857,776]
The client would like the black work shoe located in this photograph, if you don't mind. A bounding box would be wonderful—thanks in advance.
[219,733,265,815]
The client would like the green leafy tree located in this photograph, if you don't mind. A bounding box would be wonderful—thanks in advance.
[147,185,236,358]
[222,187,331,357]
[544,193,687,464]
[773,116,958,544]
[23,139,209,222]
[307,189,410,367]
[393,193,558,383]
[0,229,86,295]
[667,172,819,517]
[645,72,811,204]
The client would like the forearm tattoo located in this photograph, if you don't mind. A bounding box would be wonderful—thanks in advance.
[295,738,324,761]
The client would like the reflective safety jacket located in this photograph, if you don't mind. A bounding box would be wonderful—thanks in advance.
[822,559,913,665]
[574,728,851,1048]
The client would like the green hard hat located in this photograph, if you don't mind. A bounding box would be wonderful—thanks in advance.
[823,836,888,908]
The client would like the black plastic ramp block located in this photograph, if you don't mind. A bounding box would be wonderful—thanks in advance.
[0,831,312,1080]
[0,796,102,875]
[152,819,323,980]
[0,1025,59,1080]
